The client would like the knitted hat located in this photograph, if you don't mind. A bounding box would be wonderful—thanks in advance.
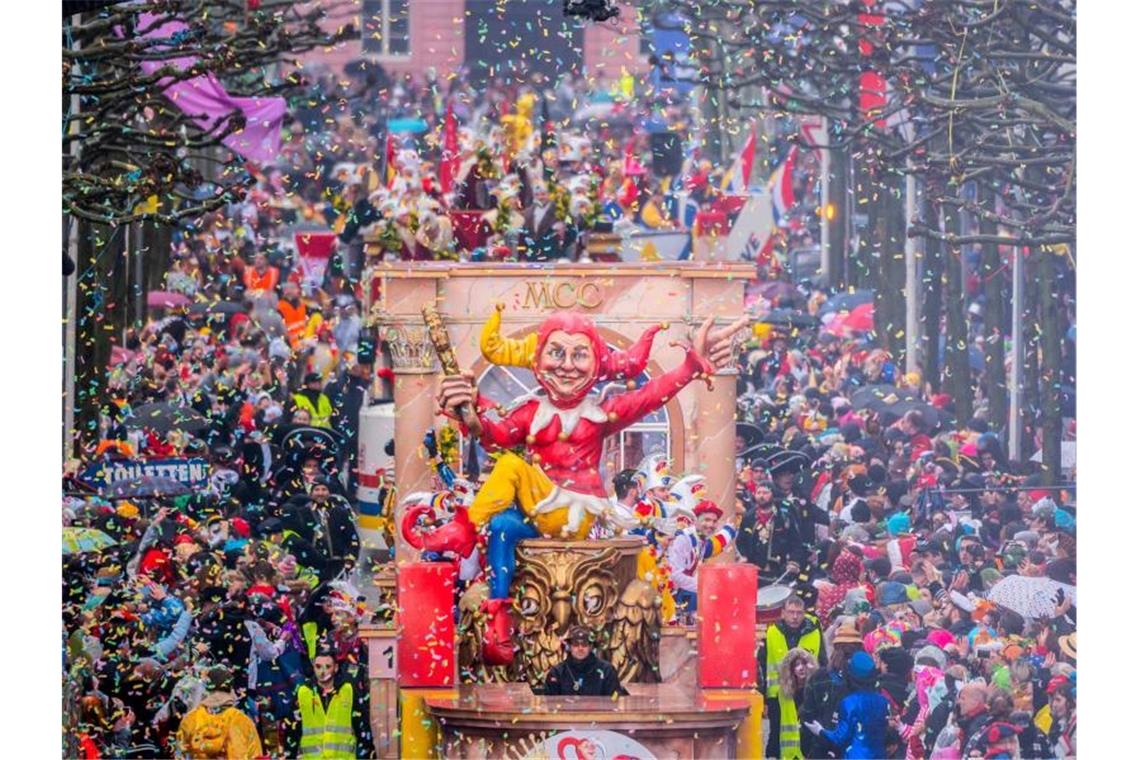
[915,644,947,669]
[878,581,909,607]
[849,651,876,679]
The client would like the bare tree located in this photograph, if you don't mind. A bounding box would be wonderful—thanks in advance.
[664,0,1075,458]
[64,0,353,227]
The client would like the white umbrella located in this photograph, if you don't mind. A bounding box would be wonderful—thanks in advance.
[987,575,1076,620]
[1030,442,1076,471]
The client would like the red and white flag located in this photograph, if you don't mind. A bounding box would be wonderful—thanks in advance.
[439,102,459,195]
[294,232,338,294]
[721,124,757,193]
[768,145,799,220]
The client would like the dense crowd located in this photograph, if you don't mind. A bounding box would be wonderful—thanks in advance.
[62,60,1075,760]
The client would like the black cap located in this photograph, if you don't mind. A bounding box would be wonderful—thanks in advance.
[304,372,322,385]
[256,518,283,537]
[567,625,592,644]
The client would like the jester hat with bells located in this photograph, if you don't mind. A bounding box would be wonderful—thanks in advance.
[479,303,667,408]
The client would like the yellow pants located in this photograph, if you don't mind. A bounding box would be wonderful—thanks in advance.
[636,547,677,623]
[467,453,595,539]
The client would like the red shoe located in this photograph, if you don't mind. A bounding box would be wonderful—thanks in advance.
[404,507,479,557]
[481,598,516,666]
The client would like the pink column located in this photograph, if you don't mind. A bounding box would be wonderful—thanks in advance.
[380,318,441,565]
[696,371,738,516]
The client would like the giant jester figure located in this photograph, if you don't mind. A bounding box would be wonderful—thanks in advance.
[409,304,747,665]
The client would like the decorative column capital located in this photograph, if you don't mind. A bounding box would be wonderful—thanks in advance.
[375,312,440,375]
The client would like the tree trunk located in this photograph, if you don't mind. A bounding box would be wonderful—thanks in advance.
[979,187,1008,433]
[73,222,129,451]
[941,202,973,424]
[920,192,943,391]
[1036,248,1063,485]
[827,148,849,289]
[853,160,875,291]
[1021,250,1040,456]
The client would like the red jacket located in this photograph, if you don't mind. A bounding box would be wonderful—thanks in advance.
[458,348,710,497]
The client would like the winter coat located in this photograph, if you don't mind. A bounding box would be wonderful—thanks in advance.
[535,652,628,697]
[820,689,891,759]
[175,691,263,758]
[799,668,850,759]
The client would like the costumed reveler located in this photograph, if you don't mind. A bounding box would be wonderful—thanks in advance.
[407,304,746,664]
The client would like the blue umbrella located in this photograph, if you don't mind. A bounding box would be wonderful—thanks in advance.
[387,117,428,134]
[820,290,874,315]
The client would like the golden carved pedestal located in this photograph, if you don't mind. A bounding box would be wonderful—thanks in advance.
[458,537,662,686]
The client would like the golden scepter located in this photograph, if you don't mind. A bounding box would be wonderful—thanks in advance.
[421,304,483,437]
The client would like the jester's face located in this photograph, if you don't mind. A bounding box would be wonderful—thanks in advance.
[535,329,598,403]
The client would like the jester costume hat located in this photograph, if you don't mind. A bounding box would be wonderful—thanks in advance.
[479,304,666,407]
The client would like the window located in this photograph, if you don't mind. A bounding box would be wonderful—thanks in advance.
[460,358,672,485]
[362,0,410,58]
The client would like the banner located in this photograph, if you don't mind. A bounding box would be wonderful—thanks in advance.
[294,232,338,293]
[132,14,287,164]
[81,458,211,490]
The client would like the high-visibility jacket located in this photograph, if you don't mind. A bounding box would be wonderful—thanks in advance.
[292,392,333,429]
[765,621,821,698]
[297,683,356,758]
[778,692,804,759]
[279,300,308,343]
[243,266,279,294]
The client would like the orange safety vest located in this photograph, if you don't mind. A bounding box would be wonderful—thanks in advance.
[278,299,308,342]
[244,266,279,293]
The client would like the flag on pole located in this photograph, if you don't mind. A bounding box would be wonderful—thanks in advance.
[384,134,397,188]
[294,232,338,294]
[721,124,757,193]
[768,146,799,220]
[439,102,459,194]
[130,14,286,165]
[800,116,828,159]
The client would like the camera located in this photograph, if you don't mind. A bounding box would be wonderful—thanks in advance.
[563,0,620,23]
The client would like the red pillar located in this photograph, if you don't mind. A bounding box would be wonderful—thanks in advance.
[697,563,759,689]
[397,562,458,688]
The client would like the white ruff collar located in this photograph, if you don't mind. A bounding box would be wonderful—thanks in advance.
[529,394,609,437]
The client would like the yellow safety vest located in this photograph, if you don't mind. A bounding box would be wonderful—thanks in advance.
[292,392,333,429]
[765,621,821,699]
[297,683,355,758]
[778,693,804,759]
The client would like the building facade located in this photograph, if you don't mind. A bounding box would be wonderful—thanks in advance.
[305,0,650,86]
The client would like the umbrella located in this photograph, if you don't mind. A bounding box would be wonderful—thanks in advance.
[278,425,345,463]
[819,289,874,315]
[759,309,818,330]
[189,300,245,316]
[1030,442,1076,471]
[987,575,1076,620]
[62,527,117,555]
[756,281,805,306]
[147,291,190,309]
[103,476,191,499]
[387,117,428,134]
[826,302,875,335]
[126,403,210,434]
[851,384,919,410]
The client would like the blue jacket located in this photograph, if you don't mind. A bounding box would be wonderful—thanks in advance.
[820,690,890,759]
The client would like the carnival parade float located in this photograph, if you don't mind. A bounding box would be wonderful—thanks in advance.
[356,262,767,759]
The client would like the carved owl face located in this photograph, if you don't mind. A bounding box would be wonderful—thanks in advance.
[515,546,621,637]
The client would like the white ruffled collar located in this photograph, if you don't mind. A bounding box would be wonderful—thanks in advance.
[527,392,609,437]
